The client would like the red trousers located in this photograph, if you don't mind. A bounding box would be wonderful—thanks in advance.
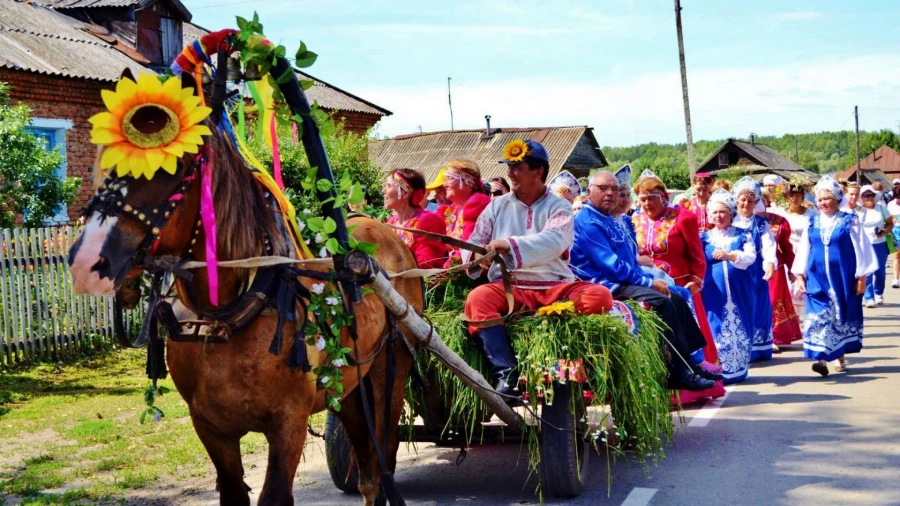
[464,281,613,335]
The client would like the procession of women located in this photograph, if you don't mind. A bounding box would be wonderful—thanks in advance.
[380,138,897,406]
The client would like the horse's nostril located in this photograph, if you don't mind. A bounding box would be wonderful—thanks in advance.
[91,256,107,274]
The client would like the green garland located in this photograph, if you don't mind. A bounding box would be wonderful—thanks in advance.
[420,279,674,496]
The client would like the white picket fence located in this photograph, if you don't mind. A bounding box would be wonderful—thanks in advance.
[0,226,143,365]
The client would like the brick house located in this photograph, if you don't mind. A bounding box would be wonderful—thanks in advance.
[0,0,390,223]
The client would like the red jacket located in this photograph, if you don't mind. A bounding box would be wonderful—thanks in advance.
[388,209,447,269]
[438,192,491,267]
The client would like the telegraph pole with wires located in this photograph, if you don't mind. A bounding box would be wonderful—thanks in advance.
[855,105,861,183]
[447,77,454,131]
[674,0,696,177]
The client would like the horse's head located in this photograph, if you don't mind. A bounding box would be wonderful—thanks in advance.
[69,70,207,295]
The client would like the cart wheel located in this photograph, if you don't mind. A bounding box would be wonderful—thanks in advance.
[539,382,590,498]
[324,411,359,493]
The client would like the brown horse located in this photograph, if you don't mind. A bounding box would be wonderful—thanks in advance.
[68,73,421,506]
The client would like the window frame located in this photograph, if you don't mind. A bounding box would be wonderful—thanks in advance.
[24,118,73,225]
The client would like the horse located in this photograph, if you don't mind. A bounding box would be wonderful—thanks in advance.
[68,71,422,506]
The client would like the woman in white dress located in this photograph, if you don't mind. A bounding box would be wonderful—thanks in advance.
[783,180,817,319]
[857,185,894,307]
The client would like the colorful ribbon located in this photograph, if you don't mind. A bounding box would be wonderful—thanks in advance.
[270,114,284,189]
[199,154,219,306]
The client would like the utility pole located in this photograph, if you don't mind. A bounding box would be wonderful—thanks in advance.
[855,105,861,183]
[447,77,454,131]
[794,136,799,163]
[674,0,696,176]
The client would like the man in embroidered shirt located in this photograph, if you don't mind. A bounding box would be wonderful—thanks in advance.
[462,140,613,403]
[569,171,717,391]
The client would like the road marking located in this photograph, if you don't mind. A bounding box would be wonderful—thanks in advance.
[621,487,658,506]
[688,387,732,427]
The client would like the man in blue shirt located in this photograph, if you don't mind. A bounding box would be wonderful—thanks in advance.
[570,171,716,391]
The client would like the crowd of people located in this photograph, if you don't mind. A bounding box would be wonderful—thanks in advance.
[377,138,897,405]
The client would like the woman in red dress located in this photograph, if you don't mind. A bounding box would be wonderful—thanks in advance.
[384,168,447,269]
[680,173,715,231]
[436,159,491,267]
[760,189,802,348]
[632,172,726,404]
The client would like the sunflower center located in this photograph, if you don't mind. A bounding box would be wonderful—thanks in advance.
[122,104,180,149]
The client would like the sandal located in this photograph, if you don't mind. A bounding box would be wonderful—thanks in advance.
[812,361,829,377]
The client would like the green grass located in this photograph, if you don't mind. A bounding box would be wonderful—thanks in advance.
[0,348,325,504]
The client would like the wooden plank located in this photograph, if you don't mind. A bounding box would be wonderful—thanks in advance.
[29,228,47,359]
[0,231,12,365]
[43,228,61,358]
[4,229,21,362]
[61,227,75,357]
[15,228,35,361]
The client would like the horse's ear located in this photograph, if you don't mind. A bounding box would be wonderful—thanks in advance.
[120,68,135,82]
[180,72,199,96]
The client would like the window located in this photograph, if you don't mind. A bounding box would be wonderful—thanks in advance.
[717,152,729,168]
[24,118,72,224]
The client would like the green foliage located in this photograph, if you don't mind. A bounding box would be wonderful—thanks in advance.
[603,129,900,186]
[0,83,80,228]
[246,119,384,210]
[421,280,673,498]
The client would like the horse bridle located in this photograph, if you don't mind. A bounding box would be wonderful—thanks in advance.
[83,156,199,274]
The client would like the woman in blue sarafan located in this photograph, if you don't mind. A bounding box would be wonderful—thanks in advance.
[731,176,777,362]
[700,190,758,384]
[792,176,877,377]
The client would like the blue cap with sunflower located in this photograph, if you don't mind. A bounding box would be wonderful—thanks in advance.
[499,139,549,164]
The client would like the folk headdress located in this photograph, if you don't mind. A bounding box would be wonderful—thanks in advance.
[787,175,813,194]
[548,170,580,203]
[444,162,482,191]
[709,188,737,216]
[577,176,590,196]
[815,175,844,200]
[732,176,762,201]
[88,73,213,180]
[635,169,667,202]
[614,164,633,189]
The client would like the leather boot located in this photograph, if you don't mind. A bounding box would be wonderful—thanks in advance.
[471,326,521,405]
[668,355,716,391]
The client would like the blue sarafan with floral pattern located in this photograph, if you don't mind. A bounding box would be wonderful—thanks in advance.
[700,227,756,384]
[802,212,864,361]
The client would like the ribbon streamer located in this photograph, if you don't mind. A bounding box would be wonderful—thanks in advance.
[270,114,285,189]
[291,121,299,143]
[237,84,246,140]
[199,154,219,306]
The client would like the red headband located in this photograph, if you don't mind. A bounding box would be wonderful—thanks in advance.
[390,172,426,207]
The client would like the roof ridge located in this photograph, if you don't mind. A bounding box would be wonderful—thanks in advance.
[387,125,587,139]
[0,25,109,47]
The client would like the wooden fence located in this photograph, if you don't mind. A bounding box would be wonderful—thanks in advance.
[0,226,143,366]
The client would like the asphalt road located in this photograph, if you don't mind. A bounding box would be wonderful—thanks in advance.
[137,272,900,506]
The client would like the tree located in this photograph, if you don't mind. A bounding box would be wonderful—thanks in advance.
[247,118,384,211]
[0,83,80,228]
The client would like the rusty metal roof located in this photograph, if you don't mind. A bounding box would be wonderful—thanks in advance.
[182,22,390,117]
[839,145,900,178]
[0,0,150,81]
[50,0,192,22]
[369,127,607,183]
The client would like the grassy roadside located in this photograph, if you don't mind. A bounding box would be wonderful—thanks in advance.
[0,348,323,505]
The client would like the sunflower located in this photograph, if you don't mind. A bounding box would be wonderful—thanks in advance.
[503,139,529,163]
[89,73,213,180]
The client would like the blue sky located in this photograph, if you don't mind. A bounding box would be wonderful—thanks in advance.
[189,0,900,146]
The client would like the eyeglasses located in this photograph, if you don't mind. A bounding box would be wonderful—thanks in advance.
[590,184,619,194]
[862,193,876,198]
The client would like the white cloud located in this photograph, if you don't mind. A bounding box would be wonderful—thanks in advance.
[359,54,900,147]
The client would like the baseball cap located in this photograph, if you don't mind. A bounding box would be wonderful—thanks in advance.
[893,178,900,185]
[499,139,550,164]
[425,167,447,190]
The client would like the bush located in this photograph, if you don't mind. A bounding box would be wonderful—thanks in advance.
[0,83,80,228]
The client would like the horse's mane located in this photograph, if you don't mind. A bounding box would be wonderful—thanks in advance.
[205,119,289,262]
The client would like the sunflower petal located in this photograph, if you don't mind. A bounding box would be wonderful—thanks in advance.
[180,142,200,154]
[101,89,124,114]
[161,154,178,174]
[162,76,182,98]
[182,106,213,127]
[180,95,202,110]
[145,148,166,172]
[161,142,185,157]
[191,124,212,137]
[136,72,162,97]
[131,156,149,179]
[100,146,127,169]
[90,128,125,145]
[116,77,137,96]
[88,112,118,129]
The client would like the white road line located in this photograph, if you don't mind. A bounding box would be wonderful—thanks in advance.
[621,487,658,506]
[688,387,732,427]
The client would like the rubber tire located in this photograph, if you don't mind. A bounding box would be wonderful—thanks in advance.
[539,382,590,498]
[324,411,359,493]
